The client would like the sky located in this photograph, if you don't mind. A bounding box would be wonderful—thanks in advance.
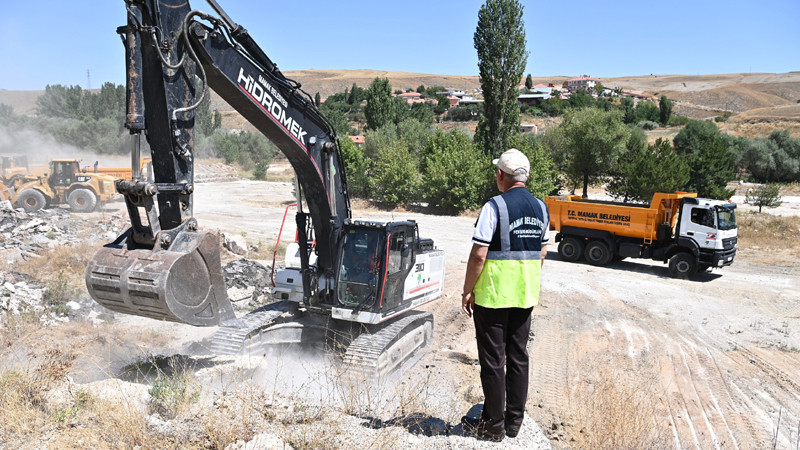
[0,0,798,91]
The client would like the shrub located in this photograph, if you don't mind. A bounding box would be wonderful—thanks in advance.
[422,129,489,213]
[667,114,690,126]
[370,141,421,207]
[339,137,371,198]
[148,372,200,419]
[745,183,783,213]
[637,120,659,130]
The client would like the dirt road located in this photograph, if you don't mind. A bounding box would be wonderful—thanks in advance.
[189,175,800,448]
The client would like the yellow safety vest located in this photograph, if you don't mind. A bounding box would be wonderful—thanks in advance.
[473,192,545,309]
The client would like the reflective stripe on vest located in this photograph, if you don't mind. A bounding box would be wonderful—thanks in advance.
[474,194,543,309]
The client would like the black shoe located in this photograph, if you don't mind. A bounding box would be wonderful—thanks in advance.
[506,425,520,438]
[461,415,505,442]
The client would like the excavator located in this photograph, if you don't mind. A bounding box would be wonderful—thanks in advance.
[85,0,445,377]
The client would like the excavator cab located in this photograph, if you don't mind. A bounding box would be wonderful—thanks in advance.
[338,228,383,309]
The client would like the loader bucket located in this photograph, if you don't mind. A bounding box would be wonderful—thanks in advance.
[85,230,236,326]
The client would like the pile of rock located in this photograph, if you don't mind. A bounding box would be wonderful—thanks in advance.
[0,200,74,262]
[0,271,45,317]
[222,258,273,310]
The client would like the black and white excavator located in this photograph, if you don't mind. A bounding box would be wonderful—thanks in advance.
[85,0,445,377]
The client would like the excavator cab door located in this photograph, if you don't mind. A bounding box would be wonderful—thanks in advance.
[337,226,385,311]
[379,224,416,312]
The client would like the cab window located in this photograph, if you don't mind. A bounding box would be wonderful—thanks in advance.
[690,208,714,228]
[388,232,404,274]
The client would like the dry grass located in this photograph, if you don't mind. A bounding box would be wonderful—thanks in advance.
[569,354,672,449]
[736,212,800,255]
[12,240,99,293]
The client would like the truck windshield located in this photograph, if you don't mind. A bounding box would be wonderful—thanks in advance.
[716,205,737,230]
[338,229,383,308]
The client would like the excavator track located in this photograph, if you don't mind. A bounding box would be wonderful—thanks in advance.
[208,300,299,355]
[209,304,433,379]
[343,311,434,379]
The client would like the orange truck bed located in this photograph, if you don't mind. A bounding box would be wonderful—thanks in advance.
[544,192,697,242]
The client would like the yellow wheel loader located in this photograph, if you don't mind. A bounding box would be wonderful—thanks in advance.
[12,159,117,213]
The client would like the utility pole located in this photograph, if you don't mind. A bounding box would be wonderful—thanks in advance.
[87,69,92,90]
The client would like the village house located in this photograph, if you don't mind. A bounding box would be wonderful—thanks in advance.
[567,75,599,92]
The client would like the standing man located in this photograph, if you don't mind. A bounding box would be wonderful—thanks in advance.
[461,148,549,442]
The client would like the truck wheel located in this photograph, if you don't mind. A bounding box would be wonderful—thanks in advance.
[68,189,97,213]
[584,241,612,266]
[17,189,47,213]
[669,252,697,279]
[558,237,584,262]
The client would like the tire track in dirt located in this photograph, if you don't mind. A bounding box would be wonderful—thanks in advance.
[724,342,800,447]
[528,291,572,414]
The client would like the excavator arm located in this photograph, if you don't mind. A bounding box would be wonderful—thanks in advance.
[86,0,351,325]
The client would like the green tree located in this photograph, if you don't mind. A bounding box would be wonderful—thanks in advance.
[393,97,411,124]
[554,108,630,198]
[422,129,489,213]
[338,137,371,198]
[323,108,350,138]
[507,133,558,198]
[409,102,435,125]
[36,84,84,119]
[211,131,277,178]
[371,140,421,207]
[434,94,450,114]
[364,77,395,130]
[738,130,800,182]
[568,89,594,109]
[314,92,321,107]
[620,96,636,124]
[635,101,660,123]
[541,96,564,117]
[397,118,433,157]
[195,87,221,137]
[673,120,736,199]
[525,74,533,90]
[745,184,783,213]
[659,95,673,126]
[607,134,690,202]
[473,0,528,158]
[593,82,605,96]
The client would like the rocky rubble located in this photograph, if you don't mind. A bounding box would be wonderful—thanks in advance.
[1,200,73,261]
[222,258,273,310]
[0,202,129,326]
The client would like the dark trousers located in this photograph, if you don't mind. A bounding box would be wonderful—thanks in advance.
[473,304,533,433]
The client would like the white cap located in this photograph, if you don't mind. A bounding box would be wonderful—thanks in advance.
[493,148,530,176]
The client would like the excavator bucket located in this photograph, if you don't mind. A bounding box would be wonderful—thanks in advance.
[85,230,235,326]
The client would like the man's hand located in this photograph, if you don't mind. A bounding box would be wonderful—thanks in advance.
[461,292,475,318]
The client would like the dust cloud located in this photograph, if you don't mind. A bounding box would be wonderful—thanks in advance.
[0,125,142,169]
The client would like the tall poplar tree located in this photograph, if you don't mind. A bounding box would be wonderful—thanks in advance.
[364,77,395,131]
[473,0,528,158]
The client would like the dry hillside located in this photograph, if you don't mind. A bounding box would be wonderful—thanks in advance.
[3,71,800,138]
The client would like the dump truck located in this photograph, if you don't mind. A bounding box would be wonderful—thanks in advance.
[545,192,737,278]
[12,159,117,213]
[84,157,153,181]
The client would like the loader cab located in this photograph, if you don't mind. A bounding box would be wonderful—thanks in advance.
[336,221,417,317]
[49,160,80,187]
